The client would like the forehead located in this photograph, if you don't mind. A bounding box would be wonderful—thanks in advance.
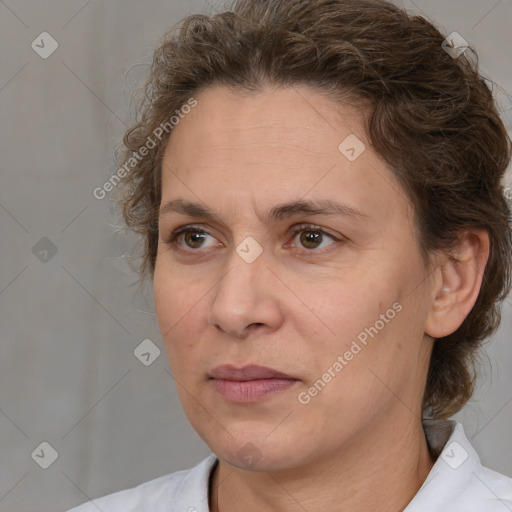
[160,84,410,225]
[165,85,364,159]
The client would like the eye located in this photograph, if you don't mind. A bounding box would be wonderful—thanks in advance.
[165,225,221,251]
[289,223,339,251]
[164,223,343,254]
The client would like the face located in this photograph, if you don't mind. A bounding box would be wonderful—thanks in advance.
[154,85,436,471]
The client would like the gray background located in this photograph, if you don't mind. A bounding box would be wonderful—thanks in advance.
[0,1,511,511]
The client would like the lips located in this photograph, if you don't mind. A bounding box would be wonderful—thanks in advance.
[208,364,296,381]
[208,364,299,402]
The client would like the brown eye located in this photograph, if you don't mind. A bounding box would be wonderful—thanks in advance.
[299,230,324,249]
[290,224,338,251]
[183,230,207,249]
[166,226,220,251]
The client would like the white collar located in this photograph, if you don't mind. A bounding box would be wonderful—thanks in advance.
[158,419,512,512]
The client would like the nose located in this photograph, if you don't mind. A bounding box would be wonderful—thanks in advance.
[207,246,284,339]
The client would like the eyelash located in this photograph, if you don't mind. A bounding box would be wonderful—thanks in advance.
[164,223,344,254]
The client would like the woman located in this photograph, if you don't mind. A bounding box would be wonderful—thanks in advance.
[68,0,512,510]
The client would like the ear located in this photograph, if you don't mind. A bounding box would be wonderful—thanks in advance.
[425,229,490,339]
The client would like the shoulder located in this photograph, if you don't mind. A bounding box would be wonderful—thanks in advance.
[66,454,218,512]
[408,420,512,511]
[469,464,512,509]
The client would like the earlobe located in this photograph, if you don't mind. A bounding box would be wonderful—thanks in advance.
[425,230,490,339]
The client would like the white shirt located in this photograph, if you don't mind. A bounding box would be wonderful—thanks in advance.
[67,420,512,511]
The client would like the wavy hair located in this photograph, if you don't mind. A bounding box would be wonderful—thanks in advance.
[114,0,512,419]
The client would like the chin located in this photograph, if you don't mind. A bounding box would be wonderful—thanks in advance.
[202,425,314,472]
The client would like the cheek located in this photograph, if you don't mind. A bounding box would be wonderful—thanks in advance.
[154,257,201,322]
[153,268,200,354]
[301,273,413,390]
[304,274,396,345]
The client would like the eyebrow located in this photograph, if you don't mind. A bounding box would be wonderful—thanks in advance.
[159,198,368,223]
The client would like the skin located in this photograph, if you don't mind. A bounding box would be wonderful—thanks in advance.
[153,84,489,512]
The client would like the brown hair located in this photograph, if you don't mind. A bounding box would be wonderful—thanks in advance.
[115,0,512,419]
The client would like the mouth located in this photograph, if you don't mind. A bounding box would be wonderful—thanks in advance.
[208,364,300,403]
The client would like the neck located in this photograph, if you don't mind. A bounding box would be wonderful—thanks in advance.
[209,414,435,512]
